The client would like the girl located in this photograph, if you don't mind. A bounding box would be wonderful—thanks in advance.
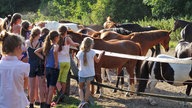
[25,27,45,108]
[9,13,22,34]
[20,20,32,40]
[0,31,30,108]
[56,25,79,102]
[76,37,104,106]
[35,31,60,108]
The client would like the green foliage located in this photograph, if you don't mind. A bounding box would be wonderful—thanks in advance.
[143,0,192,18]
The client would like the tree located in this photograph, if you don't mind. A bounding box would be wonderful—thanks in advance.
[143,0,192,18]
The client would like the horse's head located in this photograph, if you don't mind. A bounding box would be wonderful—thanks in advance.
[173,19,180,32]
[103,21,116,29]
[160,30,171,52]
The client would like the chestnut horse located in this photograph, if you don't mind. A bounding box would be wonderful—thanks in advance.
[93,30,171,90]
[99,30,171,56]
[67,30,142,96]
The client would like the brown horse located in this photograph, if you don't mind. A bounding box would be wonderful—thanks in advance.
[77,27,99,35]
[99,30,171,56]
[67,30,142,96]
[93,30,171,89]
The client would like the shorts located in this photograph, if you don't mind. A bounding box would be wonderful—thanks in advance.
[46,67,59,87]
[29,65,44,77]
[78,76,94,83]
[57,62,70,83]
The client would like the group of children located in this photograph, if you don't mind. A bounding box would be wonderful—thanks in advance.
[0,13,105,108]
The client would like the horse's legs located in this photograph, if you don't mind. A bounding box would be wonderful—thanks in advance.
[105,69,115,83]
[114,67,123,93]
[120,69,124,89]
[125,61,136,96]
[148,79,158,105]
[186,84,192,96]
[101,68,107,82]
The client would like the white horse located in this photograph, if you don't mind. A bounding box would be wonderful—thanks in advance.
[137,54,192,105]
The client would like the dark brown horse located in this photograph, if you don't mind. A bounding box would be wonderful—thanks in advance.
[67,30,142,96]
[173,19,192,32]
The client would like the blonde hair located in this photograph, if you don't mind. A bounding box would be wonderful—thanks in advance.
[80,37,94,66]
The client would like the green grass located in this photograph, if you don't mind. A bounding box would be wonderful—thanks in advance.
[55,96,102,108]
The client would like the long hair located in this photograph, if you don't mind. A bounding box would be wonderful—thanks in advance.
[29,27,40,47]
[0,30,23,54]
[79,37,94,66]
[20,20,30,40]
[43,31,59,56]
[9,13,22,32]
[58,25,67,52]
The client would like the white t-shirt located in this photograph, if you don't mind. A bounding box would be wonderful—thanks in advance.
[0,56,30,108]
[58,45,70,63]
[76,49,96,77]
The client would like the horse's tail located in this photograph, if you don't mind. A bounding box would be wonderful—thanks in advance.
[137,60,150,93]
[155,44,161,56]
[135,43,143,79]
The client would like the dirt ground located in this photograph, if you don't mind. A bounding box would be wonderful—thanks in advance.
[69,48,192,108]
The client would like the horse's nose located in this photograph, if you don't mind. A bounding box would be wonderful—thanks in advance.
[165,48,169,52]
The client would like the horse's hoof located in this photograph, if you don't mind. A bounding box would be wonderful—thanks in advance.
[148,99,157,106]
[125,92,130,97]
[112,89,117,93]
[95,91,100,94]
[98,94,104,98]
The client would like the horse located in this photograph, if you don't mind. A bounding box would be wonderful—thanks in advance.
[173,19,192,32]
[175,41,192,58]
[105,22,158,32]
[137,54,192,105]
[100,22,160,56]
[67,30,142,96]
[97,30,171,57]
[77,27,99,35]
[180,24,192,42]
[99,28,132,35]
[95,30,171,91]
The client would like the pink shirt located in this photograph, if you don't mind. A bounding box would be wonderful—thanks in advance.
[0,56,30,108]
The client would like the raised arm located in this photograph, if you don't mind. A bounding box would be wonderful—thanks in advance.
[66,36,80,47]
[94,50,105,63]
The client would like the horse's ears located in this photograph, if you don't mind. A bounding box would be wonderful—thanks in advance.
[168,30,172,34]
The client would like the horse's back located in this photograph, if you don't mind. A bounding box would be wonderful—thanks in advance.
[96,39,141,54]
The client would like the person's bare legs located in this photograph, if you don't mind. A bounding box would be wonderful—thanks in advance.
[46,86,55,108]
[79,82,84,102]
[29,77,36,107]
[38,76,46,103]
[84,81,91,102]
